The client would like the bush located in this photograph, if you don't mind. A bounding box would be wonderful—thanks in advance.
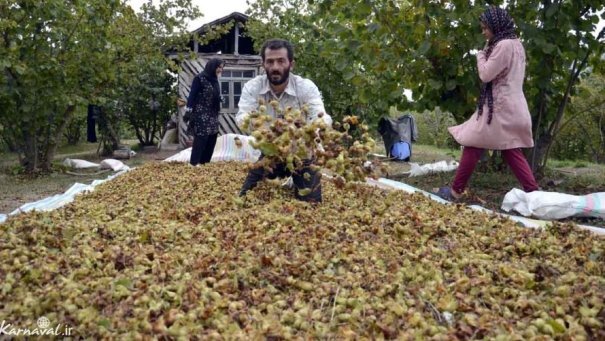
[63,107,87,145]
[551,116,601,163]
[0,138,7,154]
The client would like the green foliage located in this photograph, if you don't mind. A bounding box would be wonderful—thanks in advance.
[0,0,201,172]
[0,0,123,172]
[245,0,605,173]
[116,59,176,146]
[63,106,87,145]
[551,72,605,163]
[246,0,486,123]
[102,8,177,147]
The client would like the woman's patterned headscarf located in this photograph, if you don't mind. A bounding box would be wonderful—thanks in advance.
[477,6,517,124]
[201,58,224,112]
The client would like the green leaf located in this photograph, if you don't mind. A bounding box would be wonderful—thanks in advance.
[446,80,457,91]
[13,64,26,75]
[343,70,355,81]
[367,23,380,33]
[259,142,278,156]
[418,40,431,55]
[115,278,132,288]
[428,79,442,90]
[546,319,565,333]
[545,5,558,18]
[542,43,556,54]
[98,319,111,328]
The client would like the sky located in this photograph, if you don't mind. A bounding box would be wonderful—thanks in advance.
[126,0,250,31]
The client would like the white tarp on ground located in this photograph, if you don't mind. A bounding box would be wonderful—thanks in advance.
[0,170,129,224]
[163,149,192,163]
[502,188,605,220]
[164,134,261,163]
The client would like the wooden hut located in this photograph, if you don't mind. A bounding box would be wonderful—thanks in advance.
[171,12,262,148]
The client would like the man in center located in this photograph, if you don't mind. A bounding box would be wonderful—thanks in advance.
[236,38,332,202]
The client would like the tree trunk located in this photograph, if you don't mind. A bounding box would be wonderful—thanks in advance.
[21,129,38,173]
[98,107,120,156]
[532,132,552,177]
[40,105,76,172]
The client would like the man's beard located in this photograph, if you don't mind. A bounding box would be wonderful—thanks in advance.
[268,67,290,85]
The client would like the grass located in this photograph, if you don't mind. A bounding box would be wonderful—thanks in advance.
[547,158,605,170]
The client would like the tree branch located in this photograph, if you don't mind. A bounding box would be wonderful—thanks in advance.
[56,11,86,59]
[548,48,591,137]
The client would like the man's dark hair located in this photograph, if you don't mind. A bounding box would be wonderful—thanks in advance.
[260,39,294,62]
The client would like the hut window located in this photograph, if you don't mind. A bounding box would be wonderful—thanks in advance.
[221,81,230,109]
[220,68,257,113]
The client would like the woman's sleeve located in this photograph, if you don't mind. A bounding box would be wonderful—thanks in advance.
[185,76,202,110]
[476,40,513,83]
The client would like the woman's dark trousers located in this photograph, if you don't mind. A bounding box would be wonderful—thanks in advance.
[190,133,218,166]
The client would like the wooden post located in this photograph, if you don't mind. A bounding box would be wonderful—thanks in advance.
[234,23,240,56]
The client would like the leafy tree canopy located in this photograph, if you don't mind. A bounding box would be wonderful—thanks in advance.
[0,0,202,172]
[246,0,605,172]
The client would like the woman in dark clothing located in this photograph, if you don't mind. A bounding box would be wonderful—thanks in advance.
[185,58,224,165]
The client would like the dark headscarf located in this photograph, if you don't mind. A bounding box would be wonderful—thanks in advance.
[477,7,517,124]
[201,58,224,112]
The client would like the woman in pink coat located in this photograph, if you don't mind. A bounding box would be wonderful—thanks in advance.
[435,6,539,201]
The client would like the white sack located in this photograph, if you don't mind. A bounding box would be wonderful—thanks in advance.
[409,160,459,177]
[100,159,130,172]
[502,188,605,220]
[163,134,261,163]
[62,158,100,169]
[210,134,261,163]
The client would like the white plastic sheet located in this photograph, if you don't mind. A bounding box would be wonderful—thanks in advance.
[0,169,129,224]
[163,148,191,163]
[502,188,605,220]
